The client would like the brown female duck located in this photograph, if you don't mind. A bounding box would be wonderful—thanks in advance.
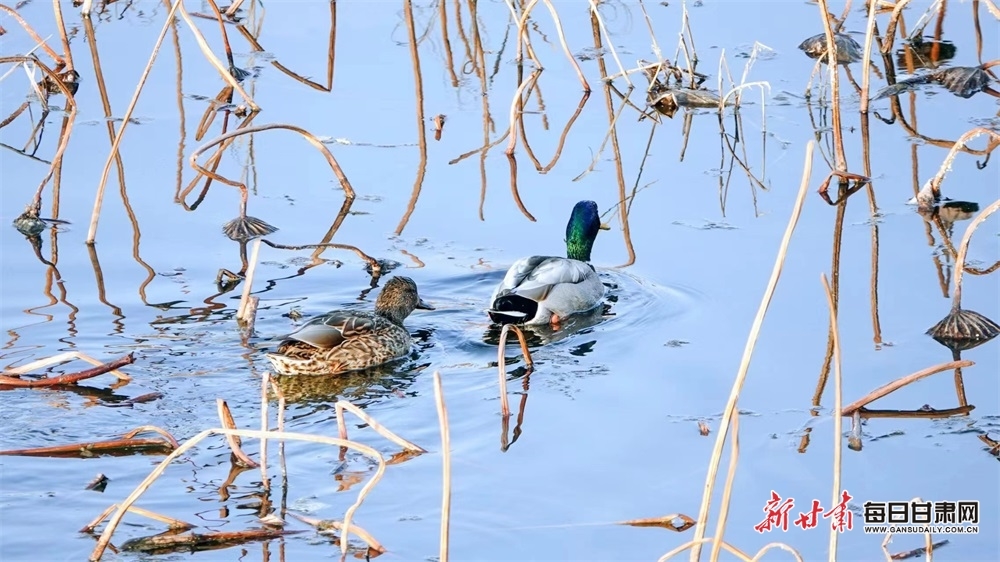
[266,276,433,375]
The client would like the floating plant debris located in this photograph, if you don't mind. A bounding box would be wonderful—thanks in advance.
[895,38,957,71]
[38,69,80,96]
[646,81,731,118]
[12,208,47,236]
[222,216,278,241]
[917,200,980,226]
[874,65,997,100]
[927,308,1000,352]
[797,32,863,64]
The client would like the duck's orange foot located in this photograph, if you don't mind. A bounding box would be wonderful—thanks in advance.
[550,314,562,330]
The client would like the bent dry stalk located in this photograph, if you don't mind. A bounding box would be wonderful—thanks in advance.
[684,140,815,562]
[926,197,1000,349]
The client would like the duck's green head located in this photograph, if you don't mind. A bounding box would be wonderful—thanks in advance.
[375,276,434,324]
[565,200,606,262]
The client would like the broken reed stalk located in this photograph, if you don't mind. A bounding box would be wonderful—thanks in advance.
[51,0,73,70]
[820,274,844,562]
[496,324,534,418]
[83,504,194,533]
[0,5,64,64]
[504,70,541,156]
[0,56,78,208]
[880,0,914,54]
[707,407,740,560]
[237,238,262,323]
[2,351,131,380]
[588,0,630,86]
[673,2,696,86]
[510,0,589,91]
[190,123,356,197]
[89,427,388,560]
[260,239,379,276]
[0,425,178,458]
[259,372,270,491]
[660,538,752,561]
[203,0,236,73]
[840,360,974,415]
[0,352,134,386]
[433,372,452,562]
[518,90,590,173]
[175,1,258,111]
[636,0,664,63]
[394,0,428,236]
[816,0,847,172]
[686,140,814,562]
[286,513,384,553]
[919,128,1000,205]
[216,399,258,467]
[505,0,542,68]
[87,0,181,244]
[334,400,427,453]
[879,496,937,561]
[948,197,1000,309]
[858,0,879,113]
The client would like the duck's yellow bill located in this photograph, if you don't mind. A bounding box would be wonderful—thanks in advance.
[599,222,611,231]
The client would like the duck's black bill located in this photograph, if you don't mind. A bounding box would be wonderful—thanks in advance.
[416,299,435,310]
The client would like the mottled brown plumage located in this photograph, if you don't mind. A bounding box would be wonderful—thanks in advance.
[266,276,433,375]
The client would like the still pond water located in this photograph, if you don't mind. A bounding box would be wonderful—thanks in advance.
[1,1,998,560]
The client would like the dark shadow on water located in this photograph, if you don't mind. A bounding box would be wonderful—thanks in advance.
[480,303,610,349]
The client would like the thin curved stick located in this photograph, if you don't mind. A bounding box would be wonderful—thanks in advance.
[841,360,974,415]
[504,70,541,156]
[949,197,1000,309]
[859,0,879,113]
[433,372,452,562]
[395,0,429,236]
[3,350,129,381]
[188,123,351,221]
[688,141,814,562]
[750,542,806,562]
[506,0,543,70]
[89,428,386,560]
[216,399,258,467]
[658,537,753,562]
[519,91,590,173]
[190,123,355,199]
[335,400,426,453]
[259,239,379,276]
[0,56,77,208]
[708,411,740,560]
[817,0,847,172]
[821,273,844,561]
[85,0,180,244]
[920,128,1000,206]
[122,425,181,448]
[880,0,914,54]
[497,324,533,418]
[538,0,589,91]
[175,1,258,111]
[587,0,630,88]
[0,4,64,65]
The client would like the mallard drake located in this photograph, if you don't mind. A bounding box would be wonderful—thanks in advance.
[266,276,433,376]
[488,200,609,327]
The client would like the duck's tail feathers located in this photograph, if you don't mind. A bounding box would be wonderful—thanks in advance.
[488,294,538,325]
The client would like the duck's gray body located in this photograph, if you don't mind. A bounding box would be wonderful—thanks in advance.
[488,255,605,326]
